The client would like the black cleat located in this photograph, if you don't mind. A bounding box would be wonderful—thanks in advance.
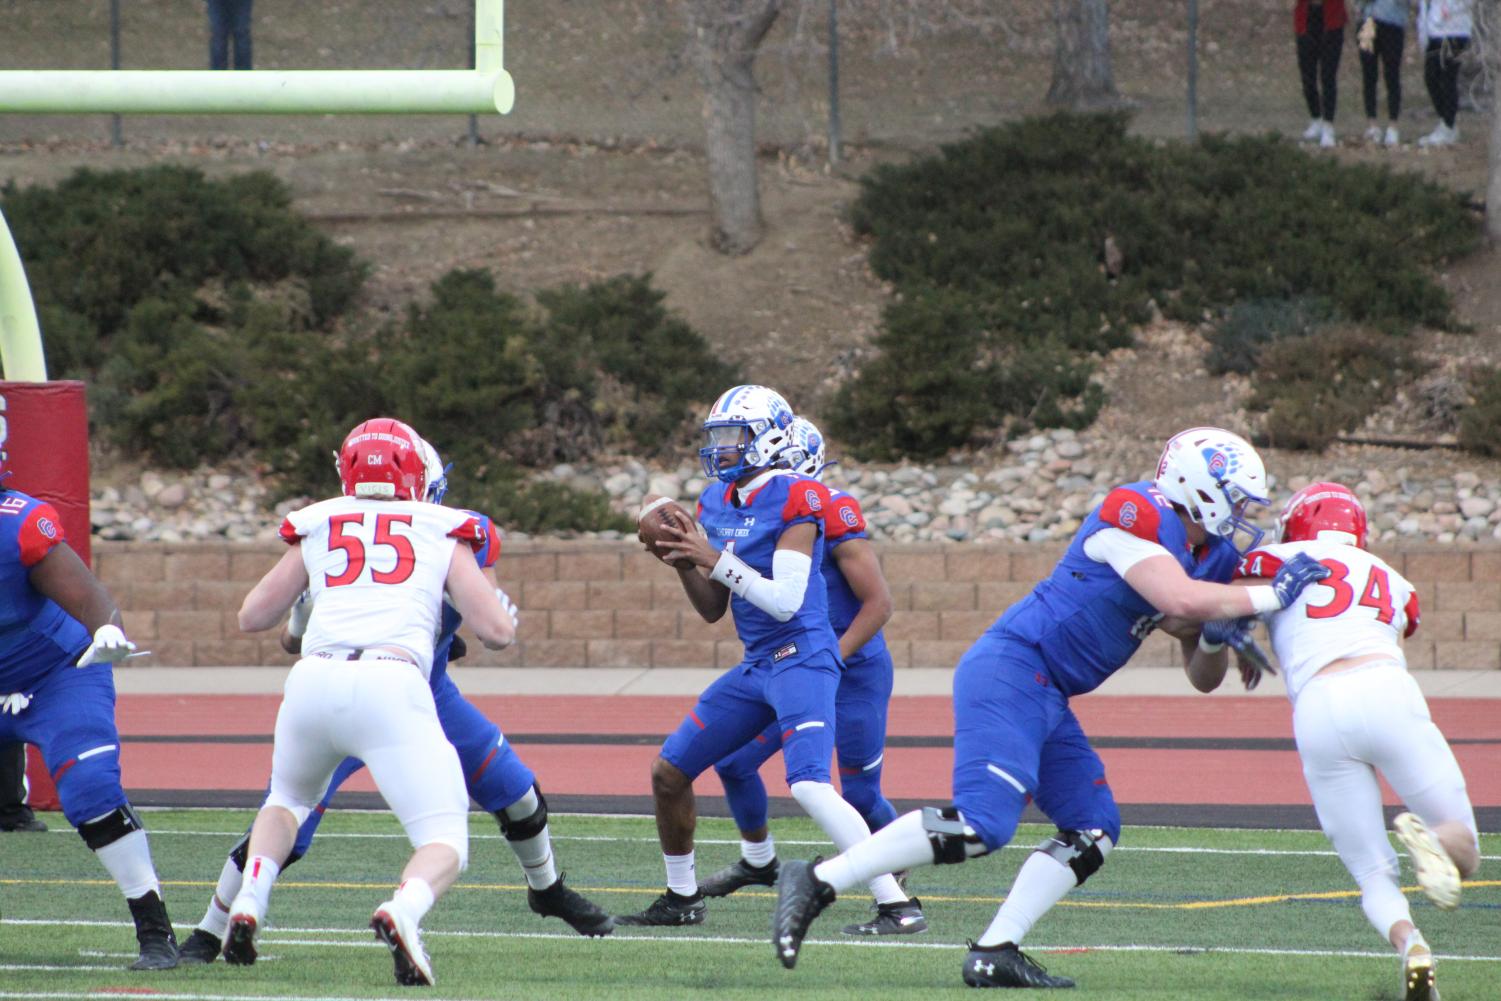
[177,927,223,965]
[962,941,1075,989]
[700,857,780,898]
[842,896,928,936]
[0,813,48,832]
[126,891,179,971]
[528,874,616,936]
[221,913,259,966]
[772,859,836,969]
[616,889,706,926]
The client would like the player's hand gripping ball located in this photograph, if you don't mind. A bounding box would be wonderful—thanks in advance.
[638,494,696,563]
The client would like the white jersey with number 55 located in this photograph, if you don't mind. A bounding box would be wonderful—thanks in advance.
[1235,540,1421,704]
[280,495,488,677]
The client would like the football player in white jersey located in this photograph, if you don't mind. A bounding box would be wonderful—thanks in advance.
[1188,482,1479,1001]
[223,417,516,986]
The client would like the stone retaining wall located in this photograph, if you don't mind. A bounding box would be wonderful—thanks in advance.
[95,540,1501,672]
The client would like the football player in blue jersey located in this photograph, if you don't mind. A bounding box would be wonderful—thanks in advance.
[619,387,914,926]
[0,458,179,969]
[699,417,925,936]
[175,436,612,963]
[772,427,1333,987]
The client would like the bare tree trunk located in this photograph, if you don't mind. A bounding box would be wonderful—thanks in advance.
[688,0,783,256]
[1492,81,1501,242]
[1046,0,1120,110]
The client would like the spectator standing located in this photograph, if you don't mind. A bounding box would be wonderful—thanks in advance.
[1417,0,1472,145]
[1296,1,1349,148]
[207,0,253,71]
[1356,1,1410,145]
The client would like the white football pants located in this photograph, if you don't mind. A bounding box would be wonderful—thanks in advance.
[265,655,470,866]
[1294,662,1476,936]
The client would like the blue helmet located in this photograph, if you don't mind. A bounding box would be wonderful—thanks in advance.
[699,385,796,483]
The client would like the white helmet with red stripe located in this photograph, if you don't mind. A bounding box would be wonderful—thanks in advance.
[1154,426,1269,553]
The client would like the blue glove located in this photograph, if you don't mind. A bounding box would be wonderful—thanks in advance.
[1201,617,1253,648]
[1201,618,1277,689]
[1271,553,1331,609]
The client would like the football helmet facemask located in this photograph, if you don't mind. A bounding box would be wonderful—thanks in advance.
[699,385,796,483]
[1154,426,1269,554]
[1278,481,1368,549]
[338,418,426,501]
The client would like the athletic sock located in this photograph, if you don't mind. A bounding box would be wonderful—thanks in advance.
[394,877,436,923]
[198,856,243,937]
[94,829,161,900]
[665,851,697,897]
[742,835,777,868]
[236,855,281,919]
[814,810,932,894]
[976,851,1077,947]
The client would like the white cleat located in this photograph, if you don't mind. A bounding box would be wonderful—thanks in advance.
[1394,812,1461,910]
[1403,933,1438,1001]
[221,899,260,966]
[371,900,435,986]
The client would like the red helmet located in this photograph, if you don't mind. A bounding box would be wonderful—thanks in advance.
[1278,481,1368,549]
[338,418,426,500]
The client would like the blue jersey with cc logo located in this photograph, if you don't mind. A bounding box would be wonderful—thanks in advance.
[696,471,839,667]
[0,490,91,691]
[987,479,1239,696]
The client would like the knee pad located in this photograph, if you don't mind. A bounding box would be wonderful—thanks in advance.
[496,784,548,842]
[1037,829,1113,886]
[922,805,988,865]
[77,804,144,851]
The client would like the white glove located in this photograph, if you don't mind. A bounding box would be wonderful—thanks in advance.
[76,623,137,667]
[287,590,314,638]
[495,587,520,629]
[1,693,30,715]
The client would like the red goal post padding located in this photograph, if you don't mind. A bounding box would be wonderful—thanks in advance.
[2,380,91,812]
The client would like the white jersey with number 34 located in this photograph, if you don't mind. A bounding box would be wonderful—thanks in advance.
[1236,540,1421,704]
[280,496,486,677]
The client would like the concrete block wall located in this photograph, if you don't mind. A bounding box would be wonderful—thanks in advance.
[93,540,1501,671]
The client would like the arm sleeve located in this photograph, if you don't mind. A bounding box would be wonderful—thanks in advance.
[1233,549,1286,581]
[1403,590,1421,639]
[709,548,813,622]
[1082,527,1174,577]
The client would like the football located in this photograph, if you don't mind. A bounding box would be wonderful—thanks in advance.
[638,494,694,562]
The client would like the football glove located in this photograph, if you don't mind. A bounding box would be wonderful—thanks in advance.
[495,587,520,629]
[287,590,314,638]
[76,624,136,667]
[1272,553,1331,609]
[1,693,31,715]
[1201,618,1277,690]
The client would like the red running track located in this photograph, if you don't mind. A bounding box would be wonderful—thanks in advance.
[114,693,1501,814]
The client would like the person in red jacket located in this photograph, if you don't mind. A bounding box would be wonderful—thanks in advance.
[1295,0,1349,147]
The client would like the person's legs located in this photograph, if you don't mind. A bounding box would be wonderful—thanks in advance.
[701,723,783,895]
[0,741,43,831]
[1296,30,1324,131]
[1378,22,1404,124]
[975,707,1119,952]
[1318,28,1345,123]
[27,666,177,970]
[207,0,230,70]
[833,650,899,833]
[230,0,253,70]
[1360,46,1380,129]
[621,665,773,924]
[1437,38,1469,129]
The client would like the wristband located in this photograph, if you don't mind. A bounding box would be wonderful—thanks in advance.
[709,549,762,597]
[1197,635,1225,654]
[1247,585,1280,615]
